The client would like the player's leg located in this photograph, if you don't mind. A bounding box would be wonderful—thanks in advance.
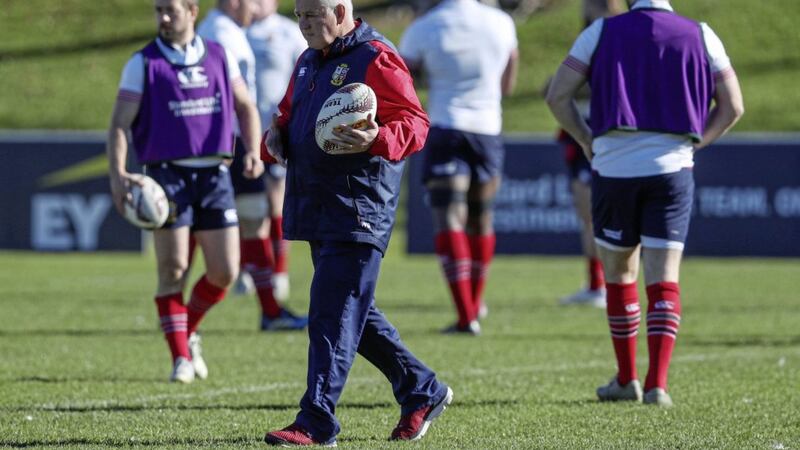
[639,169,694,406]
[356,303,452,440]
[146,162,196,383]
[266,166,291,302]
[288,242,381,445]
[560,178,607,306]
[424,127,477,334]
[429,175,475,333]
[153,225,194,383]
[232,141,306,330]
[592,175,644,401]
[465,175,500,321]
[463,131,504,321]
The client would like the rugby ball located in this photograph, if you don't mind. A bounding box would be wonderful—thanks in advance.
[123,175,169,230]
[315,82,377,155]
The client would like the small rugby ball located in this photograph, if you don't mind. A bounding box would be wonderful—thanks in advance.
[123,175,169,230]
[315,82,377,155]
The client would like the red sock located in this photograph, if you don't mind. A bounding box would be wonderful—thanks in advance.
[155,293,189,362]
[606,282,640,385]
[435,231,475,326]
[270,217,289,274]
[589,257,605,290]
[187,275,227,335]
[241,238,282,318]
[645,282,682,391]
[468,233,495,311]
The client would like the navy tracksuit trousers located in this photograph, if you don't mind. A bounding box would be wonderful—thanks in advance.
[294,241,447,442]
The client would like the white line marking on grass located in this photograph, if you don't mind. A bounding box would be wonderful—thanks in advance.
[29,347,798,412]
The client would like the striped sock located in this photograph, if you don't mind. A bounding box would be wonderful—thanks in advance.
[270,217,289,275]
[606,282,641,385]
[155,293,189,362]
[241,238,281,319]
[468,233,495,312]
[187,275,227,335]
[645,282,682,391]
[435,231,475,327]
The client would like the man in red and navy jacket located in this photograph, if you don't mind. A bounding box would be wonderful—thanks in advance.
[261,0,452,446]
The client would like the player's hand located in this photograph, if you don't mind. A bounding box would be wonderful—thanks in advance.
[243,152,265,179]
[109,172,143,215]
[330,114,379,153]
[265,113,287,166]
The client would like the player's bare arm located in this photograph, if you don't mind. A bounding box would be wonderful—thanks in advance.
[546,64,593,159]
[106,98,143,215]
[232,79,265,179]
[501,48,520,97]
[330,113,379,153]
[694,72,745,151]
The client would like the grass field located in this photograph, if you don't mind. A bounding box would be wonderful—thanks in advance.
[1,232,798,448]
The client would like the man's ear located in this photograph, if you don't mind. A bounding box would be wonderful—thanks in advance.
[334,3,346,24]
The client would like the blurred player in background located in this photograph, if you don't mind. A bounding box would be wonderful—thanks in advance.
[107,0,264,383]
[400,0,519,335]
[260,0,452,444]
[547,0,743,406]
[246,0,308,303]
[198,0,308,331]
[555,0,624,308]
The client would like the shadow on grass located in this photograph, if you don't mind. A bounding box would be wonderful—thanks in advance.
[0,436,254,448]
[3,398,516,413]
[0,32,151,62]
[13,376,160,384]
[0,329,155,337]
[681,335,800,348]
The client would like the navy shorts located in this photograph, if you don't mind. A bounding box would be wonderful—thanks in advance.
[422,127,505,184]
[145,162,239,231]
[591,169,694,250]
[230,137,267,195]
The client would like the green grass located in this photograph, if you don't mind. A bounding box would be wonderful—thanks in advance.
[1,0,799,131]
[1,232,799,448]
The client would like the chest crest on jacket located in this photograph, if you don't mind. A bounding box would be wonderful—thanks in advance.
[330,64,350,86]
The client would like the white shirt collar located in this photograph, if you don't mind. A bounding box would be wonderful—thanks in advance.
[155,35,206,66]
[631,0,674,12]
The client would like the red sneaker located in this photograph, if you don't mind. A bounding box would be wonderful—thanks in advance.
[264,423,337,447]
[390,386,453,441]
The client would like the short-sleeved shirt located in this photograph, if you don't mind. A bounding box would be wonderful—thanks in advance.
[399,0,517,136]
[197,9,257,99]
[247,13,307,128]
[564,0,735,178]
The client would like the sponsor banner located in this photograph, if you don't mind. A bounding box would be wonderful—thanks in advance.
[0,132,142,251]
[407,135,800,257]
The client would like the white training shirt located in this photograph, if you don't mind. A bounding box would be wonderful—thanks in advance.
[247,13,307,130]
[197,8,257,100]
[399,0,518,135]
[564,0,735,178]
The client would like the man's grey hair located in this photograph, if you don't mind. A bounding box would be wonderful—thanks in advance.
[319,0,352,13]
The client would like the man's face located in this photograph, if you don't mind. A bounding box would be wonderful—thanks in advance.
[233,0,258,28]
[294,0,340,50]
[155,0,197,43]
[253,0,278,21]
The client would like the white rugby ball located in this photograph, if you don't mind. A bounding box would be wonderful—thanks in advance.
[123,175,169,230]
[315,82,377,155]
